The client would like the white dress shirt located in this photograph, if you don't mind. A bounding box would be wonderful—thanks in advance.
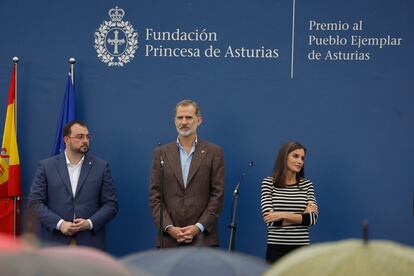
[56,152,93,230]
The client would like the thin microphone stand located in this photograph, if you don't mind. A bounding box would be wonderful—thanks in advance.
[158,147,165,248]
[228,161,253,252]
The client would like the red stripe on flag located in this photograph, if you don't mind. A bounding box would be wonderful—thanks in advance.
[8,165,20,197]
[7,66,15,105]
[0,199,20,235]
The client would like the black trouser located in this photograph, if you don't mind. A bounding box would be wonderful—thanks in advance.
[265,244,304,263]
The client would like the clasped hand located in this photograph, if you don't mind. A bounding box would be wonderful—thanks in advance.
[59,218,90,236]
[167,225,200,244]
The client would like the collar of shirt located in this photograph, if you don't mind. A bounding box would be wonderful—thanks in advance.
[64,151,85,197]
[176,135,198,149]
[64,151,85,167]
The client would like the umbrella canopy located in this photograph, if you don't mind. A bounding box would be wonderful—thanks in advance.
[121,247,269,276]
[0,243,133,276]
[265,239,414,276]
[40,246,132,275]
[0,233,24,252]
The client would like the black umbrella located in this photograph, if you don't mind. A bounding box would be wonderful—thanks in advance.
[121,247,268,276]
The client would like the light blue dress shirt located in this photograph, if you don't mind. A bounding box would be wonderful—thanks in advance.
[176,136,197,188]
[174,136,204,232]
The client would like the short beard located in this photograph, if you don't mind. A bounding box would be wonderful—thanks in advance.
[177,128,193,137]
[77,145,89,154]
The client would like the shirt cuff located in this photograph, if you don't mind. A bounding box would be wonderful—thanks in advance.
[301,213,311,226]
[87,219,93,230]
[195,223,205,232]
[56,219,64,230]
[164,224,173,232]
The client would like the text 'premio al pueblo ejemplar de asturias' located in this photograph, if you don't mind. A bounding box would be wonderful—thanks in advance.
[307,20,402,61]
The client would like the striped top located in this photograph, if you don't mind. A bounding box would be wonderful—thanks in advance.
[261,176,318,245]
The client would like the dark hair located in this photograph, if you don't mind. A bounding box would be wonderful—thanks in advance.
[272,141,306,188]
[175,99,201,117]
[62,120,87,137]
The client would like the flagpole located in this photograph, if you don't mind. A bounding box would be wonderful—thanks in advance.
[69,57,75,85]
[13,57,18,129]
[12,56,19,238]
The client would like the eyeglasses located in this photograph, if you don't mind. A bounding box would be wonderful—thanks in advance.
[68,134,92,141]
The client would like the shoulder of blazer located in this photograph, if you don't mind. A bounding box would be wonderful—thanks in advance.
[197,139,222,152]
[161,141,178,152]
[46,153,107,166]
[39,153,64,165]
[84,154,108,167]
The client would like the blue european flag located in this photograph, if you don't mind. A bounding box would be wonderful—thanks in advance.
[51,73,76,155]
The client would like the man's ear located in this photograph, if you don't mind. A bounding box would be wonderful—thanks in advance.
[197,116,203,126]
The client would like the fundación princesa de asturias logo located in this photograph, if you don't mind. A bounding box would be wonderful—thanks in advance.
[94,6,138,67]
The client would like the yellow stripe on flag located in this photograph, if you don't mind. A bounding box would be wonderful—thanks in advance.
[0,64,21,197]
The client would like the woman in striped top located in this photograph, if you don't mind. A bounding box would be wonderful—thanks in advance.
[261,141,318,263]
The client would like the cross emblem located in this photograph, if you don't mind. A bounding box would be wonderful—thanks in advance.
[107,30,125,54]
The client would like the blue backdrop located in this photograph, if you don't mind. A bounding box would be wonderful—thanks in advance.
[0,0,413,258]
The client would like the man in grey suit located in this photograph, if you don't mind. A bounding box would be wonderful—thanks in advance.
[29,120,118,250]
[149,99,225,248]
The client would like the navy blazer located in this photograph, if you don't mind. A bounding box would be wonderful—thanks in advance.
[29,153,118,250]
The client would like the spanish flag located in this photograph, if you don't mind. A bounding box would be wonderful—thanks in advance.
[0,64,21,235]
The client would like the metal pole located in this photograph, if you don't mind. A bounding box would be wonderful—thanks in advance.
[69,58,75,85]
[228,184,239,251]
[12,56,19,239]
[227,161,253,252]
[159,155,164,248]
[13,57,18,129]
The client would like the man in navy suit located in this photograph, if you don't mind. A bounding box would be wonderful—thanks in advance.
[29,120,118,250]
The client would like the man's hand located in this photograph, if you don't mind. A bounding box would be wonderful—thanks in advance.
[59,221,76,236]
[72,218,91,232]
[181,225,200,243]
[167,226,186,243]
